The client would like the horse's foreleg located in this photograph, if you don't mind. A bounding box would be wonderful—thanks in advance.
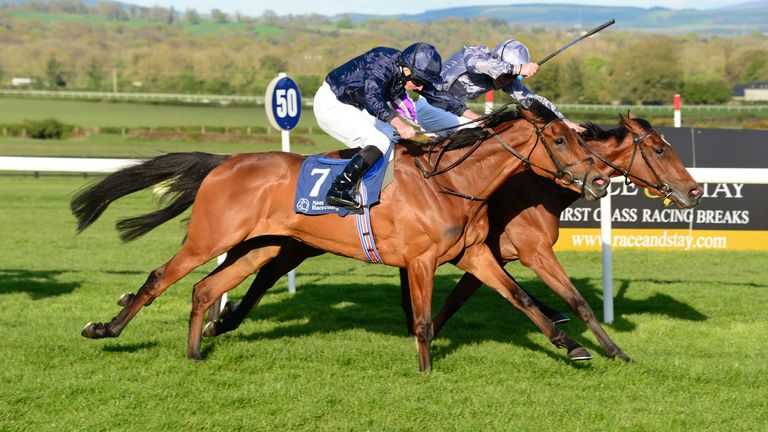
[211,239,324,337]
[81,246,211,339]
[405,259,436,373]
[188,244,284,360]
[519,248,631,362]
[455,245,592,361]
[433,268,568,337]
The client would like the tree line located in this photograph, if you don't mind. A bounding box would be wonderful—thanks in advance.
[0,1,767,105]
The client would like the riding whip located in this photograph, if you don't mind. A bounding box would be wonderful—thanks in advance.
[536,19,615,66]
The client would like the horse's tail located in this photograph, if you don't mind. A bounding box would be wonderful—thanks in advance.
[71,152,230,242]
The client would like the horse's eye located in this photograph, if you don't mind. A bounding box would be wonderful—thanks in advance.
[555,137,565,145]
[654,147,665,155]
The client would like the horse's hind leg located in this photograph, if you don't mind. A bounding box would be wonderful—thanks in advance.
[188,243,284,360]
[81,243,216,339]
[210,238,324,337]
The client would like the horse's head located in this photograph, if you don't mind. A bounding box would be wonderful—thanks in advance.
[513,99,608,200]
[581,114,702,209]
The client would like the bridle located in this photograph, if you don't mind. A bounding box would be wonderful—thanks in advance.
[413,115,595,201]
[581,127,673,198]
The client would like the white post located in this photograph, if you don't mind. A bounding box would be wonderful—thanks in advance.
[216,253,228,308]
[674,94,681,128]
[281,129,290,153]
[278,72,297,294]
[600,184,614,324]
[207,254,228,323]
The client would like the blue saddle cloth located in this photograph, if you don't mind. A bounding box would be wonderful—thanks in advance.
[294,147,392,217]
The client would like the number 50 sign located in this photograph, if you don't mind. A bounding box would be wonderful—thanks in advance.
[265,73,302,131]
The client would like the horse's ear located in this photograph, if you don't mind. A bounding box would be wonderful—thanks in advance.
[620,111,645,134]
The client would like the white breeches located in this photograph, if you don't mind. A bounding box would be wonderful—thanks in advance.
[313,82,395,152]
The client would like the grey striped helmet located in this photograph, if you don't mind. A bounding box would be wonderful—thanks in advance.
[491,39,531,65]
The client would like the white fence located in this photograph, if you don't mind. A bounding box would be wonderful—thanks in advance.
[3,89,767,112]
[0,89,265,105]
[0,156,140,173]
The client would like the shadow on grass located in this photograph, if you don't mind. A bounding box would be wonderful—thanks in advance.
[102,341,158,353]
[0,268,79,300]
[526,277,710,333]
[208,270,710,364]
[215,276,584,365]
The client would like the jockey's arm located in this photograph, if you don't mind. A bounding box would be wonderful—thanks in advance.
[391,116,416,139]
[462,109,482,120]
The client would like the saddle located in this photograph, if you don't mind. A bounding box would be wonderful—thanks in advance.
[294,146,394,217]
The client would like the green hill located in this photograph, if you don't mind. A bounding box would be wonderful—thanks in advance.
[347,3,768,35]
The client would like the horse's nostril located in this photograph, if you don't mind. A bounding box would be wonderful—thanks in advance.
[689,188,702,197]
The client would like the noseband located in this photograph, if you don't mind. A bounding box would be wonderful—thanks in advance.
[583,128,673,198]
[490,118,595,188]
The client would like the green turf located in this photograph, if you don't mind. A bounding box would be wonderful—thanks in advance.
[0,98,340,156]
[0,98,277,128]
[0,175,766,431]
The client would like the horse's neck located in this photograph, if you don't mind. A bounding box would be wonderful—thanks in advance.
[490,171,580,225]
[408,122,533,201]
[588,134,630,179]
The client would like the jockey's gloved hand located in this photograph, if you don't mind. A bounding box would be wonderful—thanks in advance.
[517,62,539,78]
[391,117,416,139]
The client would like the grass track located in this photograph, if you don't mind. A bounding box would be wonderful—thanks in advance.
[0,97,340,156]
[0,175,766,431]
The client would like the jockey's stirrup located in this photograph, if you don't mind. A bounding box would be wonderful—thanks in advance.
[325,153,370,214]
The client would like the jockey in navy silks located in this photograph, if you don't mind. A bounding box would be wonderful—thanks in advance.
[416,39,586,135]
[315,42,472,214]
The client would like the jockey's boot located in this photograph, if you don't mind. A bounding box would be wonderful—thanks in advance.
[325,145,382,214]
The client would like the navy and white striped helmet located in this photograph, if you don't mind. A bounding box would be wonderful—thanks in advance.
[401,42,446,87]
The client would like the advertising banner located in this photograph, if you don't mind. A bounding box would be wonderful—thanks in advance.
[555,126,768,251]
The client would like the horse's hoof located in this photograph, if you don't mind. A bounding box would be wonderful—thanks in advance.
[568,347,593,361]
[615,351,633,363]
[82,322,112,339]
[81,322,97,338]
[550,312,570,325]
[187,352,204,361]
[117,293,134,307]
[202,321,218,338]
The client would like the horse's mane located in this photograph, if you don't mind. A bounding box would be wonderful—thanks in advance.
[580,117,653,143]
[438,105,523,150]
[424,100,564,151]
[580,121,626,142]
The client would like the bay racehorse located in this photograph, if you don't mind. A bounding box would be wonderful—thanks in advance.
[73,100,608,372]
[205,114,701,362]
[415,114,702,361]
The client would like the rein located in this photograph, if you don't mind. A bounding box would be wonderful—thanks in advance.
[413,116,594,201]
[582,128,673,198]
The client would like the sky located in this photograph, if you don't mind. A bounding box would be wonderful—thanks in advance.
[125,1,748,17]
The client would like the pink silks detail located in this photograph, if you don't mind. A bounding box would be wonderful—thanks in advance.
[393,91,419,126]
